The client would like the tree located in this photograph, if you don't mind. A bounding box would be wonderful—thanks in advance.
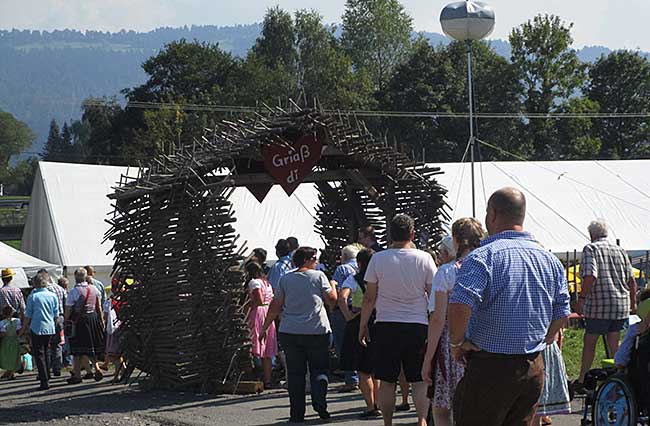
[341,0,413,91]
[381,40,524,162]
[252,7,297,71]
[0,110,34,168]
[587,51,650,158]
[127,39,240,104]
[294,10,373,109]
[510,15,586,159]
[42,119,63,161]
[555,98,601,159]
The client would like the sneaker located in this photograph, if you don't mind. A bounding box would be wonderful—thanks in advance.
[316,410,330,420]
[395,402,410,412]
[337,383,359,393]
[38,383,50,391]
[359,409,381,419]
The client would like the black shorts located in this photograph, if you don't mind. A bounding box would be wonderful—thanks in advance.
[340,314,375,374]
[373,322,427,383]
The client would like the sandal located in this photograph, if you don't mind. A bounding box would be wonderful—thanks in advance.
[94,370,103,382]
[542,416,552,425]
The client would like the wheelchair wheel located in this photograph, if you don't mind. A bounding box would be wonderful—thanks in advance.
[593,376,638,426]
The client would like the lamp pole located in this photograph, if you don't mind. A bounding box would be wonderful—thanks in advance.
[440,0,494,219]
[466,39,476,217]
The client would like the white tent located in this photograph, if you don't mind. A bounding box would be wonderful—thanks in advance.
[21,162,322,284]
[23,160,650,279]
[431,159,650,257]
[0,241,61,288]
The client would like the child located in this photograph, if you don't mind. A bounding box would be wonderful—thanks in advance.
[0,306,21,379]
[614,288,650,368]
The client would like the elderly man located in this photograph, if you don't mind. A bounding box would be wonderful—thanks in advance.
[360,214,437,426]
[21,271,59,390]
[449,188,571,426]
[332,244,360,392]
[84,266,106,306]
[0,268,25,320]
[574,219,637,390]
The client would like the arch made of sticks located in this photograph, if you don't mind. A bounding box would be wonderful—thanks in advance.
[106,106,449,391]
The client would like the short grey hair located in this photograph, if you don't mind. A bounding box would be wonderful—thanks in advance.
[341,244,360,262]
[588,219,608,239]
[33,271,50,288]
[74,267,88,283]
[439,235,457,258]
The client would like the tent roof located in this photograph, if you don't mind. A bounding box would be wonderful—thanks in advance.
[431,159,650,255]
[0,241,61,288]
[22,162,322,268]
[0,241,58,269]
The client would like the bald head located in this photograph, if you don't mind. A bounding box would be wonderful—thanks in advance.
[485,187,526,234]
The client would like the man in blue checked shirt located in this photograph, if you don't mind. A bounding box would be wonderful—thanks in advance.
[268,239,293,292]
[449,187,571,426]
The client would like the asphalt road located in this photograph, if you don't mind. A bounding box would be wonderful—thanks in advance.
[0,371,587,426]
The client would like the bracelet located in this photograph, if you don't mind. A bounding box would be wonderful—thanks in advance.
[450,339,465,348]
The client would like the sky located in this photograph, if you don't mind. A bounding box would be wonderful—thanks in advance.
[2,0,650,51]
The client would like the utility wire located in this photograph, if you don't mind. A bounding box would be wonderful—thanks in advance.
[79,99,650,120]
[476,138,650,214]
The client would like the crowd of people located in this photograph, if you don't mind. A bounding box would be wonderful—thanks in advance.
[240,186,650,426]
[1,185,648,426]
[0,265,125,390]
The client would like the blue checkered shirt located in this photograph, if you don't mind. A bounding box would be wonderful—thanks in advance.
[268,255,293,292]
[450,231,571,354]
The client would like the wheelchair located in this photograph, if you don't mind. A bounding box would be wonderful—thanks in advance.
[580,334,650,426]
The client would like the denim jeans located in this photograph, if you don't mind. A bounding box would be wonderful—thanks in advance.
[279,332,330,421]
[331,309,359,385]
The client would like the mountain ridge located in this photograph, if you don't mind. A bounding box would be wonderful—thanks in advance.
[0,24,647,154]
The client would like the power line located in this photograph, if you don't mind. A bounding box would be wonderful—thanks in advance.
[79,100,650,120]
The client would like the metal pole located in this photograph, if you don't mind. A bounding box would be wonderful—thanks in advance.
[466,40,476,217]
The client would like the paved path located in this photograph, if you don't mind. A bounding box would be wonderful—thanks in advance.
[0,371,587,425]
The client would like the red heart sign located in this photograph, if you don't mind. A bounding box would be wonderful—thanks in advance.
[262,134,323,196]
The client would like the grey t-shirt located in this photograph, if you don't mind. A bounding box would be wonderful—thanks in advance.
[276,269,332,335]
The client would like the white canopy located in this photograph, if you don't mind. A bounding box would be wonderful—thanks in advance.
[21,162,322,284]
[431,159,650,256]
[23,159,649,279]
[0,241,61,288]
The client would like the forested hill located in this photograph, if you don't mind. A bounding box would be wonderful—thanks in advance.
[0,25,636,154]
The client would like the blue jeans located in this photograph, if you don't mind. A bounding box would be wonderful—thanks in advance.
[331,309,359,385]
[279,333,330,421]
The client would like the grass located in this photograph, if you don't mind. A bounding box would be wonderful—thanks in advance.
[562,327,610,379]
[5,240,21,250]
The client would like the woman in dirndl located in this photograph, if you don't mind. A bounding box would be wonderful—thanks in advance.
[65,267,105,384]
[534,331,571,425]
[422,219,485,426]
[101,278,126,383]
[245,261,277,389]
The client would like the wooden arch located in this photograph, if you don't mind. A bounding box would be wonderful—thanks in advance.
[106,106,449,391]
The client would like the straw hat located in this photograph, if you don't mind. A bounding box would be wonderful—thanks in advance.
[1,268,15,279]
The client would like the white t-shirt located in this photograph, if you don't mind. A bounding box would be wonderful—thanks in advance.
[364,248,437,325]
[427,262,458,312]
[248,278,264,291]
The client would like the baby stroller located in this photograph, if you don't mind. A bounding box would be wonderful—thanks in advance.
[580,333,650,426]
